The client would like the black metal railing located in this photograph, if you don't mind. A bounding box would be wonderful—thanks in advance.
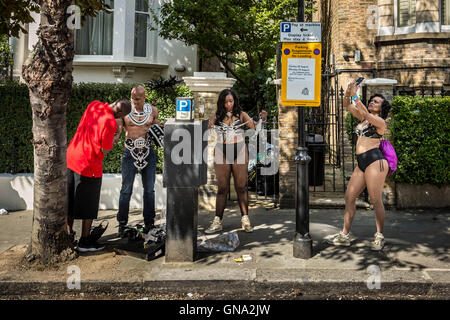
[394,86,450,97]
[304,68,349,193]
[226,116,280,208]
[248,116,279,207]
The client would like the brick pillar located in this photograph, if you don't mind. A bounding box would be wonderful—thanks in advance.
[183,72,236,210]
[274,80,297,208]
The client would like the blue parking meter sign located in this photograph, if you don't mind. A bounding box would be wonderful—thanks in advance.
[281,22,291,33]
[177,99,191,111]
[176,97,195,121]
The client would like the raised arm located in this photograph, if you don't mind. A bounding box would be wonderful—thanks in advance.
[344,82,364,121]
[208,114,217,129]
[241,110,268,129]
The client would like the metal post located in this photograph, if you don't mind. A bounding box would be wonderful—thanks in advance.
[293,0,312,259]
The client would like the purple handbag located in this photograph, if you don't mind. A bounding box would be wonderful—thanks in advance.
[379,140,397,174]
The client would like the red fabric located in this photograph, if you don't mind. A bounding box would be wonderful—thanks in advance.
[67,101,117,178]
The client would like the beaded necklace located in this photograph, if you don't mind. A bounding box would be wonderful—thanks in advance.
[128,103,152,126]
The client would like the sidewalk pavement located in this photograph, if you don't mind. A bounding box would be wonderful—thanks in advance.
[0,204,448,299]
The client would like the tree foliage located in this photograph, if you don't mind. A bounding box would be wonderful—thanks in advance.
[152,0,316,114]
[0,0,40,37]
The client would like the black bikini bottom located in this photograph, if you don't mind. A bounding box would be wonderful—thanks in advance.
[216,142,246,164]
[356,148,385,172]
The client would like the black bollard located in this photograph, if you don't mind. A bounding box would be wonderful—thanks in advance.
[293,145,312,258]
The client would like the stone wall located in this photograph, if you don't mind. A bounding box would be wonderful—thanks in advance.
[376,33,450,85]
[327,0,378,70]
[396,184,450,209]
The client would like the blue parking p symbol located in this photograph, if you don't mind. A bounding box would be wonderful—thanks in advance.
[177,100,191,111]
[281,23,291,33]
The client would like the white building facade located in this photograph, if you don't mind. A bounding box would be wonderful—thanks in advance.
[11,0,197,83]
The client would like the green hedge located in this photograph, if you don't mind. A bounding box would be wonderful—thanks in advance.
[344,110,358,144]
[0,81,191,174]
[0,82,33,173]
[390,96,450,185]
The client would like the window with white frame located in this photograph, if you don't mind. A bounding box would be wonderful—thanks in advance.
[135,0,150,57]
[75,0,114,55]
[443,0,450,25]
[398,0,416,27]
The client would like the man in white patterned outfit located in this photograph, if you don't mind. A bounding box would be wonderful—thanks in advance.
[116,86,162,235]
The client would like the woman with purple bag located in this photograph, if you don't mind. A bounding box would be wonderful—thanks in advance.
[327,80,392,251]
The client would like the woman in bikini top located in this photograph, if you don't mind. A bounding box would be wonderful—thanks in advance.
[205,89,267,235]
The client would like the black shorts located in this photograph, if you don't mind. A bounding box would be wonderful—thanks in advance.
[215,142,246,164]
[67,169,102,220]
[356,148,385,172]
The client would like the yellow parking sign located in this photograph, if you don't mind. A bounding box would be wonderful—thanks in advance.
[281,42,322,107]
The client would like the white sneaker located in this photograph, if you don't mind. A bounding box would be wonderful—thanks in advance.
[371,232,385,251]
[241,215,254,233]
[205,216,222,234]
[326,231,351,246]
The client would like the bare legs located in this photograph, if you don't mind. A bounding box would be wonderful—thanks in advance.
[214,146,249,219]
[214,162,232,219]
[67,217,93,238]
[232,147,249,217]
[365,159,388,233]
[343,167,366,234]
[342,159,388,234]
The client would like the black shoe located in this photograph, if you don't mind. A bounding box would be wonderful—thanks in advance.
[77,237,105,252]
[118,222,127,238]
[89,220,108,242]
[143,225,155,235]
[69,231,78,246]
[119,224,140,240]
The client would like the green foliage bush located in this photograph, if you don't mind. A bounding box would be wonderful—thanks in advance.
[390,96,450,185]
[344,110,357,143]
[233,59,278,125]
[144,81,192,173]
[0,81,191,174]
[0,82,33,173]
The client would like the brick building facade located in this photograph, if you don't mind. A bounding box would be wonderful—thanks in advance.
[322,0,450,89]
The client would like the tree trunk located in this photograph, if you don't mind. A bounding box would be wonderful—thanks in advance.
[22,0,76,264]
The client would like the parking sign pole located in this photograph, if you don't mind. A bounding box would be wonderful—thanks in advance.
[293,0,313,259]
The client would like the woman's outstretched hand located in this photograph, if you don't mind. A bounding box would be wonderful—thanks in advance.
[259,109,268,121]
[346,81,359,97]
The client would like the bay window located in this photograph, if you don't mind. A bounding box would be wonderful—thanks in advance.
[75,0,114,55]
